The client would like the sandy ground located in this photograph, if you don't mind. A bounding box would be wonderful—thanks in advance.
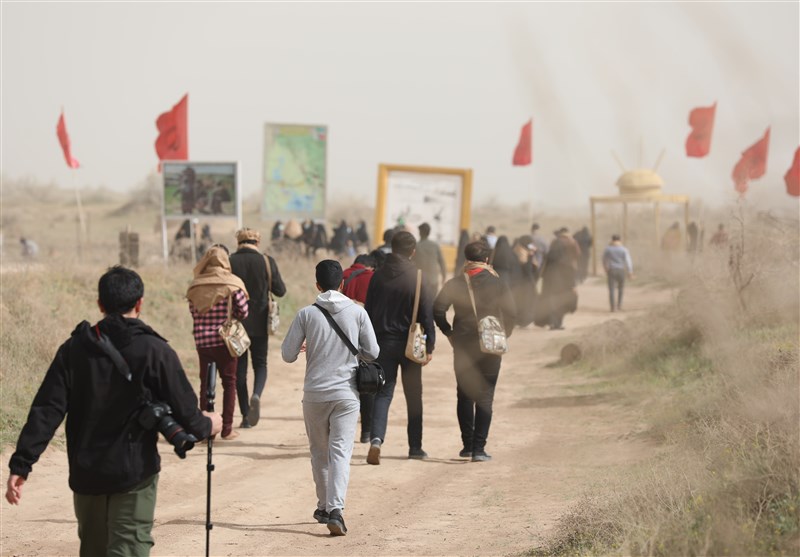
[1,278,673,557]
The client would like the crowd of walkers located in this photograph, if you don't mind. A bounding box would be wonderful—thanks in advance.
[459,223,587,331]
[269,218,371,258]
[5,217,645,552]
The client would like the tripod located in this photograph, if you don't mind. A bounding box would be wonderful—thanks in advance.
[205,362,217,557]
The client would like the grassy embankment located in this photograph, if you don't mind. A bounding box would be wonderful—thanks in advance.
[529,209,799,556]
[0,258,320,449]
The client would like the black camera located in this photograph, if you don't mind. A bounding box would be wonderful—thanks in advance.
[138,402,197,459]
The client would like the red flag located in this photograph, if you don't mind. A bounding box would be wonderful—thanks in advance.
[155,94,188,166]
[785,147,800,197]
[512,119,532,166]
[732,127,770,195]
[685,102,716,157]
[56,111,80,169]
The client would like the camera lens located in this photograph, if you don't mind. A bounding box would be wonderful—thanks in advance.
[159,416,197,459]
[138,402,197,459]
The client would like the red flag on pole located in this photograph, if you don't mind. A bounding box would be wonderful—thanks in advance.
[685,102,716,158]
[56,111,80,169]
[785,147,800,197]
[732,127,770,195]
[512,119,533,166]
[155,94,188,166]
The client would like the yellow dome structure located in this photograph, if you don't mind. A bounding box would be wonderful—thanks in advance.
[589,152,690,275]
[615,169,664,197]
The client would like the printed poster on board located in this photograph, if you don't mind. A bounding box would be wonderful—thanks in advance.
[262,123,327,219]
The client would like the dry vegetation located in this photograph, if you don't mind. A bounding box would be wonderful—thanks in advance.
[2,178,798,555]
[529,208,800,556]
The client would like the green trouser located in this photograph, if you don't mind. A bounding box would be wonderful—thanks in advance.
[73,474,158,557]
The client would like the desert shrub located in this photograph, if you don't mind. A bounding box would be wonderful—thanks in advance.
[0,254,325,447]
[530,207,800,556]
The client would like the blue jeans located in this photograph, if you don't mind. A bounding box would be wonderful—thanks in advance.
[237,335,268,417]
[369,338,423,449]
[607,268,626,310]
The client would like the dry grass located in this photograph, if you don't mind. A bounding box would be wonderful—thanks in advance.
[2,179,798,554]
[529,207,800,556]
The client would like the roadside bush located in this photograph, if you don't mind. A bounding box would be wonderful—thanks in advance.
[530,207,800,556]
[0,256,321,448]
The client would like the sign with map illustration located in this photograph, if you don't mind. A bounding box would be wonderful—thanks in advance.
[261,123,327,219]
[376,164,472,270]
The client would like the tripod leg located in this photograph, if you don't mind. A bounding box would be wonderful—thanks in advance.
[205,362,216,557]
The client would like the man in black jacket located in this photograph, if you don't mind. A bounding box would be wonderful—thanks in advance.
[5,266,222,557]
[364,231,436,464]
[230,228,287,428]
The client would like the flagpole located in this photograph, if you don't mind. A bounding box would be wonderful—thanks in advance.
[71,168,87,261]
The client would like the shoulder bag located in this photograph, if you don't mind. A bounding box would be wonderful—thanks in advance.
[313,303,385,395]
[219,293,251,357]
[404,269,428,364]
[465,273,508,355]
[263,253,280,335]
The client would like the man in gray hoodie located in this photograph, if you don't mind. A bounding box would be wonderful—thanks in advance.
[281,260,379,537]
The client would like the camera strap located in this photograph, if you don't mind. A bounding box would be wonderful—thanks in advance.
[93,325,132,382]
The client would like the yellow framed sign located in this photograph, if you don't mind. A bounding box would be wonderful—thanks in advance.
[375,164,472,270]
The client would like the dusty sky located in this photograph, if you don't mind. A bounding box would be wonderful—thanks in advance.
[1,2,798,211]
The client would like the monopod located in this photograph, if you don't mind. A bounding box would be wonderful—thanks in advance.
[205,362,217,557]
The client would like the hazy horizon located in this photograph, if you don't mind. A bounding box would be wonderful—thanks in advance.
[2,2,798,213]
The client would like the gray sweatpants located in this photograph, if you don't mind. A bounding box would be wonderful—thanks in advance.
[302,398,360,513]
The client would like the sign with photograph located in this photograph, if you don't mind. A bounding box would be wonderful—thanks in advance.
[261,123,327,219]
[376,164,472,269]
[162,161,239,218]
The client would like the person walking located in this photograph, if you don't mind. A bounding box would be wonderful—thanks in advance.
[661,222,682,254]
[281,260,380,536]
[540,228,580,330]
[572,226,593,284]
[602,234,634,312]
[341,253,377,444]
[230,228,287,429]
[187,244,249,440]
[510,235,538,327]
[364,231,436,464]
[483,226,498,249]
[455,229,470,271]
[342,253,375,306]
[6,266,222,557]
[433,241,516,462]
[415,222,447,295]
[530,223,549,286]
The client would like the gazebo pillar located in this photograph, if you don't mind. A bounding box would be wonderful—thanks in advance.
[589,193,690,277]
[623,202,629,243]
[590,199,597,276]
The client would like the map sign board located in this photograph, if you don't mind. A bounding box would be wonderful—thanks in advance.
[261,123,327,219]
[375,164,472,270]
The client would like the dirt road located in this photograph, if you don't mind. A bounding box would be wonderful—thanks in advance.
[1,279,672,556]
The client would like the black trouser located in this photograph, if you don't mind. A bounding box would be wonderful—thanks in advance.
[369,338,423,449]
[607,268,626,311]
[452,336,501,453]
[236,335,268,417]
[549,297,565,329]
[359,392,374,438]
